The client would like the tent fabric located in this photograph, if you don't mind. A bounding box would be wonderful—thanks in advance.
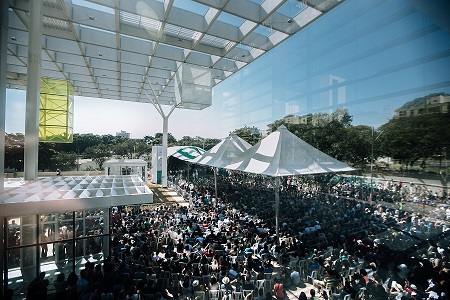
[222,125,355,177]
[167,146,205,162]
[194,134,252,167]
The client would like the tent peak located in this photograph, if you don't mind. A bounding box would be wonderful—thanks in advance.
[277,125,287,130]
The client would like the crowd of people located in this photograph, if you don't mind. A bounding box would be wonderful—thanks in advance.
[20,173,450,300]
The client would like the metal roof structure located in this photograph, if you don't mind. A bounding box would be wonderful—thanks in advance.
[6,0,344,106]
[0,175,153,217]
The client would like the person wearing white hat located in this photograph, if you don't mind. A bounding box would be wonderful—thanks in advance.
[220,276,232,293]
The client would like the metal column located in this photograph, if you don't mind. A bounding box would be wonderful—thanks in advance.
[24,0,43,180]
[1,218,5,295]
[162,116,168,188]
[0,0,8,193]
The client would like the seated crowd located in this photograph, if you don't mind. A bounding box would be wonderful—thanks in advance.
[27,174,450,300]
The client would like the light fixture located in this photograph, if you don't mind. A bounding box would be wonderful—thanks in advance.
[98,53,103,57]
[10,37,16,41]
[89,16,95,20]
[287,19,293,24]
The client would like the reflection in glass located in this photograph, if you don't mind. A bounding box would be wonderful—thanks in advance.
[7,217,20,248]
[85,209,106,237]
[40,214,58,242]
[7,246,38,298]
[18,215,37,246]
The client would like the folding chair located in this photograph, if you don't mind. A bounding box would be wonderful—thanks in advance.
[356,287,366,299]
[322,280,335,299]
[161,271,171,289]
[194,291,205,300]
[339,269,350,286]
[343,294,352,300]
[202,274,211,289]
[209,290,221,300]
[263,273,273,291]
[171,273,181,291]
[307,270,318,285]
[255,279,266,295]
[242,290,254,300]
[232,291,243,300]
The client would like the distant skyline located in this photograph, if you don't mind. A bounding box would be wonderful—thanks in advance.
[6,88,229,140]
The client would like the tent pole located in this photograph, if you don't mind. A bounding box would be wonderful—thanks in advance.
[214,167,218,200]
[187,163,190,183]
[275,176,280,242]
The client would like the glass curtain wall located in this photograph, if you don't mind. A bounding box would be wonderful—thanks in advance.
[3,209,109,297]
[214,0,450,132]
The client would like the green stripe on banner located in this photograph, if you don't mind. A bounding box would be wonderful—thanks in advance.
[177,147,202,159]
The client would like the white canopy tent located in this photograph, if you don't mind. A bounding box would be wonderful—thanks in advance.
[194,134,252,167]
[220,125,355,239]
[223,125,354,175]
[194,134,252,199]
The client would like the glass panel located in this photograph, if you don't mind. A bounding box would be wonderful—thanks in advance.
[57,213,74,241]
[7,217,21,248]
[85,209,106,236]
[214,0,450,136]
[21,215,37,246]
[40,243,74,296]
[8,246,38,299]
[40,214,58,243]
[84,236,106,259]
[75,211,84,238]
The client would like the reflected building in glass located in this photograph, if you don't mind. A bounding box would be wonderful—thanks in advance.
[214,0,450,132]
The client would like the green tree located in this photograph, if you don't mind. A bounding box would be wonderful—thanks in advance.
[54,152,77,171]
[5,133,24,171]
[38,143,57,171]
[231,126,261,145]
[84,144,112,170]
[335,125,373,168]
[267,108,353,158]
[153,132,177,146]
[134,140,152,158]
[113,140,136,158]
[143,135,154,145]
[378,112,450,167]
[178,136,197,147]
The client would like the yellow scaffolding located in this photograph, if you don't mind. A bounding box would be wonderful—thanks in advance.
[39,78,74,143]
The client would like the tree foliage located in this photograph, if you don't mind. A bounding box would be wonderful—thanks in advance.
[5,133,24,171]
[84,144,112,170]
[54,152,77,171]
[378,112,450,166]
[231,126,261,145]
[267,108,353,159]
[335,125,373,168]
